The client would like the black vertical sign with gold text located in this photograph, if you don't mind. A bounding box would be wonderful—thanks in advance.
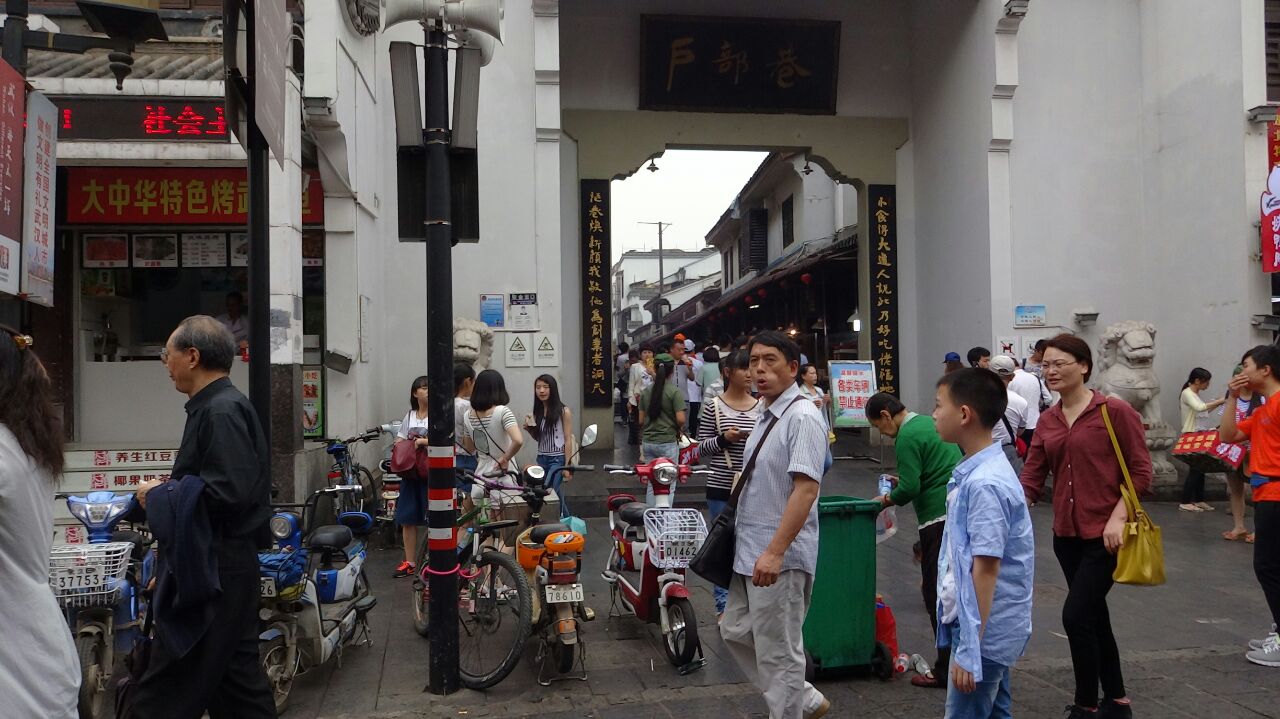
[581,180,612,407]
[868,185,899,396]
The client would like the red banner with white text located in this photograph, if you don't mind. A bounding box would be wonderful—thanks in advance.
[65,167,324,225]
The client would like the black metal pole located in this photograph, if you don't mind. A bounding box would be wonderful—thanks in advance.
[245,0,272,453]
[423,22,459,695]
[1,0,29,74]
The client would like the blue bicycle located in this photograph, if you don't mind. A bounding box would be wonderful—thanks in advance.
[322,428,383,516]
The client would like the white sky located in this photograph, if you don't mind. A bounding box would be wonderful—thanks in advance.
[610,149,768,263]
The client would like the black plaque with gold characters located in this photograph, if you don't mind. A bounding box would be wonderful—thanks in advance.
[639,15,840,114]
[868,185,898,396]
[580,180,612,407]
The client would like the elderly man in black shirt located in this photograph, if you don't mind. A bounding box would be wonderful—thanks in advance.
[131,314,275,718]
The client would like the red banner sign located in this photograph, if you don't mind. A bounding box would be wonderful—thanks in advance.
[1172,430,1247,470]
[65,167,324,225]
[1264,122,1280,273]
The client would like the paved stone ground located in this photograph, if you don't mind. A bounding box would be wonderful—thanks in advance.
[281,428,1280,718]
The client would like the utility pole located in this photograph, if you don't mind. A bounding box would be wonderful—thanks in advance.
[242,0,271,460]
[638,221,671,322]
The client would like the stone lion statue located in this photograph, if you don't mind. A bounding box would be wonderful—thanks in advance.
[454,317,495,370]
[1095,320,1177,479]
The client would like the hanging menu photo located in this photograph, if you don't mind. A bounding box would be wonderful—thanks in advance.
[83,234,130,268]
[181,232,228,267]
[131,233,179,268]
[229,232,249,267]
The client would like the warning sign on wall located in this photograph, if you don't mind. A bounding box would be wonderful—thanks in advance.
[534,333,558,367]
[506,333,531,367]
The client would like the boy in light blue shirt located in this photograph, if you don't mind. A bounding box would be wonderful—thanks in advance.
[932,369,1036,719]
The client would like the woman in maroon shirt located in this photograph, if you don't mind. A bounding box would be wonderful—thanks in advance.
[1021,334,1152,719]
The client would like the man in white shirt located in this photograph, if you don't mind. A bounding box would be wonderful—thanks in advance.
[1007,358,1051,446]
[989,356,1031,472]
[672,336,702,435]
[216,291,249,348]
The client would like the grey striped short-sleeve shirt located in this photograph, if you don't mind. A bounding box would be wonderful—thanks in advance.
[733,382,828,577]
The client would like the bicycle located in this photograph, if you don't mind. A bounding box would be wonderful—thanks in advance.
[411,466,536,689]
[322,429,383,515]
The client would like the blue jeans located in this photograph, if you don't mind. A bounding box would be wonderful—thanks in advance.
[641,441,679,506]
[537,453,568,518]
[455,454,478,490]
[706,497,729,614]
[944,657,1012,719]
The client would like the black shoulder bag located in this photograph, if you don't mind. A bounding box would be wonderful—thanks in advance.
[689,397,802,588]
[114,599,154,718]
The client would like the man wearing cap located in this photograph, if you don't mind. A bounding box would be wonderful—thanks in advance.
[944,351,964,374]
[672,337,703,436]
[990,355,1032,473]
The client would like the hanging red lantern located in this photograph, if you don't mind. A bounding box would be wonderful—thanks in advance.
[728,306,737,315]
[800,273,813,285]
[757,288,767,298]
[744,294,754,305]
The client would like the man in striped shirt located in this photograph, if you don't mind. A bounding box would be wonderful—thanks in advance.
[720,331,831,719]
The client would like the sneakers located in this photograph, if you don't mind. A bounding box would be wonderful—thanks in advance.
[1249,624,1277,651]
[394,560,416,578]
[1195,501,1215,511]
[1246,632,1280,667]
[1099,699,1133,719]
[804,697,831,719]
[1178,503,1203,512]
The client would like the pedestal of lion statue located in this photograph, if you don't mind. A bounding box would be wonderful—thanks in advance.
[1095,321,1180,497]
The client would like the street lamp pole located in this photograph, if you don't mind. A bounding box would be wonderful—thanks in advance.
[422,21,459,696]
[638,220,671,324]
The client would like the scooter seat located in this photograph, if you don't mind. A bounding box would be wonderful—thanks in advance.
[607,493,637,511]
[617,502,648,526]
[530,522,571,545]
[307,524,353,552]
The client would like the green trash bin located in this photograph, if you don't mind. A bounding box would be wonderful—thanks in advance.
[802,496,890,677]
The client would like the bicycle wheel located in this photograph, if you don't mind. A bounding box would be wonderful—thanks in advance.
[458,549,532,689]
[412,533,430,637]
[354,465,376,513]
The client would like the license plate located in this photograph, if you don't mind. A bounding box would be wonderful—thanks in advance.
[661,540,699,561]
[260,577,278,597]
[545,583,584,604]
[51,566,102,590]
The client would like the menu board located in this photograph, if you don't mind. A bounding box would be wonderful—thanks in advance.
[181,232,227,267]
[229,232,249,267]
[131,233,179,268]
[82,234,130,268]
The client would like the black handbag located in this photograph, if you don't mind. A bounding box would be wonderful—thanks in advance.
[114,604,154,719]
[689,397,802,588]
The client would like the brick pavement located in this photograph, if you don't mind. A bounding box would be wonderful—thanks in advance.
[283,430,1279,718]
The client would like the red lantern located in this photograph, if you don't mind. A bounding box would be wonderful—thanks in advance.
[729,306,737,315]
[744,294,754,305]
[800,273,812,285]
[757,288,767,298]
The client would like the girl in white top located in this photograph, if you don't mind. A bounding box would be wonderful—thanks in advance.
[1179,367,1225,512]
[798,363,830,428]
[392,376,430,577]
[0,327,79,718]
[461,369,524,481]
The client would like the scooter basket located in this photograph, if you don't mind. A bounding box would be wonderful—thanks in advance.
[48,542,133,609]
[643,508,707,570]
[259,548,309,598]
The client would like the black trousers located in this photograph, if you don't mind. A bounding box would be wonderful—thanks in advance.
[1054,535,1125,709]
[687,401,701,436]
[1255,501,1280,628]
[1181,467,1207,504]
[918,521,951,673]
[627,405,641,445]
[134,554,276,719]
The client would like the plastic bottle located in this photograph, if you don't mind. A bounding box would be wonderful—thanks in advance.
[894,653,910,674]
[457,526,474,552]
[878,474,893,497]
[910,653,932,676]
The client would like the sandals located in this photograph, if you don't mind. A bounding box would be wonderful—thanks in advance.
[1222,529,1256,543]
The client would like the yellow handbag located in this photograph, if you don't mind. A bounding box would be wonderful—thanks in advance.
[1101,403,1166,586]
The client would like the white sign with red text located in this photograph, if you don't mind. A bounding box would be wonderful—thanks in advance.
[829,360,878,428]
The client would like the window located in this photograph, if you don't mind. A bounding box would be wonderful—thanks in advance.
[782,195,795,248]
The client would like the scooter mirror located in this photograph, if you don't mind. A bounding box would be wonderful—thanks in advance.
[582,424,598,448]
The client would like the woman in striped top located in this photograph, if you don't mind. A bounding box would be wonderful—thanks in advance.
[525,374,575,519]
[695,349,760,617]
[460,370,523,479]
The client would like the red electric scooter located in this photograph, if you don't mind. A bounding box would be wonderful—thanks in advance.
[601,458,710,673]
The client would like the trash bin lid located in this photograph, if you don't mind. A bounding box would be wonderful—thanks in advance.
[817,495,882,516]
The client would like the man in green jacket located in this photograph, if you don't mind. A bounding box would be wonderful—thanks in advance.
[867,391,962,689]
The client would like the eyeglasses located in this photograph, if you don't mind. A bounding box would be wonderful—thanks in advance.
[1043,360,1078,372]
[159,347,170,362]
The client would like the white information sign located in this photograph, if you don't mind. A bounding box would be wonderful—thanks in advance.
[534,333,559,366]
[829,360,878,428]
[506,333,531,367]
[20,91,56,306]
[509,292,539,331]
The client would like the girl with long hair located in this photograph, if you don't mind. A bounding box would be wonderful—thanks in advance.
[1179,367,1226,512]
[0,327,79,717]
[638,353,687,505]
[524,374,575,518]
[392,376,430,578]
